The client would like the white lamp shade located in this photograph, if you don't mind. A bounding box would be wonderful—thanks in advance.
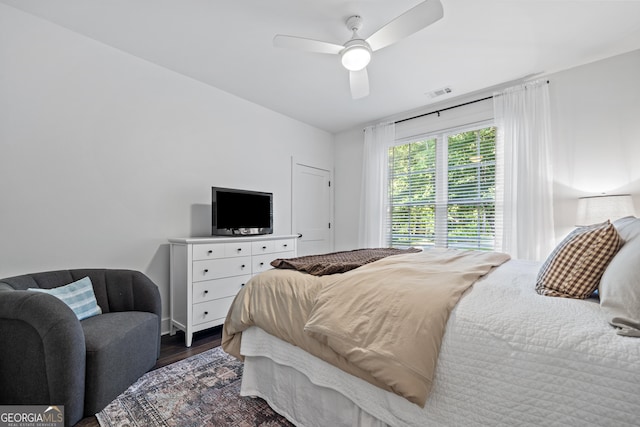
[576,194,636,226]
[341,45,371,71]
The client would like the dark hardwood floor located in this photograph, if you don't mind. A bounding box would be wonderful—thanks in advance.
[155,326,223,369]
[74,326,223,427]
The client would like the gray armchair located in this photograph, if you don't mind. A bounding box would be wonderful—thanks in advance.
[0,269,161,427]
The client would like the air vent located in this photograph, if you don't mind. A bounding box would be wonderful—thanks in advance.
[426,86,452,99]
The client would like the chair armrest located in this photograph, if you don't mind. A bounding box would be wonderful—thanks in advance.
[130,270,162,317]
[0,291,85,426]
[129,271,162,358]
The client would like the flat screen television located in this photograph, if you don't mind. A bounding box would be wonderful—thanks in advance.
[211,187,273,236]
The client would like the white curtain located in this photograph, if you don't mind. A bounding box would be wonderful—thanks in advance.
[494,79,555,261]
[359,122,395,248]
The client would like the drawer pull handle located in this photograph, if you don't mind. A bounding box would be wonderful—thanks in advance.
[241,283,246,287]
[262,246,267,249]
[237,248,242,252]
[283,244,288,247]
[241,264,246,268]
[260,262,264,266]
[204,269,209,273]
[207,250,213,254]
[204,311,208,316]
[204,290,209,294]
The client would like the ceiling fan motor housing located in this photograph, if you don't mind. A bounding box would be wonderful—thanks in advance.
[346,15,363,33]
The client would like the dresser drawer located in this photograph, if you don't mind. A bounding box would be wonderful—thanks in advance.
[192,256,251,281]
[274,239,296,253]
[251,239,296,256]
[193,242,251,261]
[252,253,274,274]
[252,240,275,255]
[192,297,235,326]
[192,275,250,304]
[192,243,225,261]
[253,251,296,274]
[224,242,251,258]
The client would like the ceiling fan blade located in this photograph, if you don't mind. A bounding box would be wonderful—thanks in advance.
[350,68,369,99]
[273,35,343,55]
[366,0,444,52]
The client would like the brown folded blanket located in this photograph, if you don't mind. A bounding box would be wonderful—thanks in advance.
[270,247,422,276]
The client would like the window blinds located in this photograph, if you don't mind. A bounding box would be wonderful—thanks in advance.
[388,125,496,250]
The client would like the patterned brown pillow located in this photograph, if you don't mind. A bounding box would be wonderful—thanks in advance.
[536,221,622,299]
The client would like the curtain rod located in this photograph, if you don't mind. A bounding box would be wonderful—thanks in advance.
[394,80,550,125]
[394,96,493,124]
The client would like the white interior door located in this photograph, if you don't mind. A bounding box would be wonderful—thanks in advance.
[293,162,333,256]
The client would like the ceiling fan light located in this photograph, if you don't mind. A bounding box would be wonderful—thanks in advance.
[341,45,371,71]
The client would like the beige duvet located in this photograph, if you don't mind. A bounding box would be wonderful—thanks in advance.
[222,249,510,406]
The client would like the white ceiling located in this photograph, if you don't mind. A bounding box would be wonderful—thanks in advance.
[2,0,640,134]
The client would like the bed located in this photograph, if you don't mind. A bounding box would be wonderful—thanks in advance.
[222,219,640,427]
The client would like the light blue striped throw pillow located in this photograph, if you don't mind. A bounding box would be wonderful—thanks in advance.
[30,276,102,320]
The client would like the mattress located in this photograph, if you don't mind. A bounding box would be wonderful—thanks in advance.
[238,260,640,427]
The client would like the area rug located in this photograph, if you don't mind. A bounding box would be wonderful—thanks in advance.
[96,347,294,427]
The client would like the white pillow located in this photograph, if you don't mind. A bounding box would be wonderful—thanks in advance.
[599,216,640,337]
[30,276,102,321]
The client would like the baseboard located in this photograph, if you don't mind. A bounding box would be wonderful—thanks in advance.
[161,317,171,335]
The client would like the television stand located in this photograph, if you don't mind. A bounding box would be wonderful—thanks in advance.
[168,235,297,347]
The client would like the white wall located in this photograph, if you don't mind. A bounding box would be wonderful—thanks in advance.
[549,49,640,239]
[334,49,640,251]
[0,4,334,332]
[333,128,363,251]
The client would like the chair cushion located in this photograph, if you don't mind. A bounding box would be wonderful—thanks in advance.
[81,311,159,414]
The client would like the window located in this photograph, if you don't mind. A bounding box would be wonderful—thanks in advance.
[388,124,496,250]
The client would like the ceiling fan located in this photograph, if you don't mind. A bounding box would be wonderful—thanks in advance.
[273,0,444,100]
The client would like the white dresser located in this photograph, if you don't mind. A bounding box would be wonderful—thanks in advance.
[169,235,297,346]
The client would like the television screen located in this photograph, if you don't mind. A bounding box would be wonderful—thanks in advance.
[212,187,273,236]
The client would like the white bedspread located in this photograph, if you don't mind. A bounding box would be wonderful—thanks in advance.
[239,260,640,426]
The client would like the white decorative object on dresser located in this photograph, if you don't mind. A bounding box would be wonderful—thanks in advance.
[169,235,297,346]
